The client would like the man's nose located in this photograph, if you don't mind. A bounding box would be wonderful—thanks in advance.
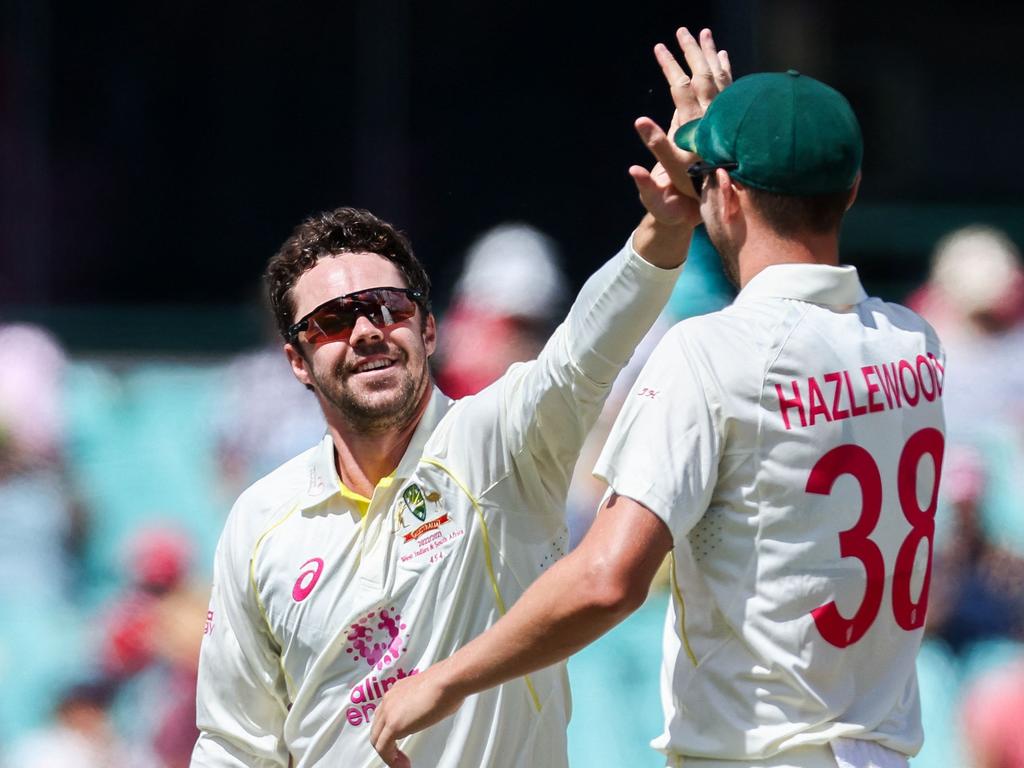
[349,313,384,345]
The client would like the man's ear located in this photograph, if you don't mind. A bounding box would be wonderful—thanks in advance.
[846,173,862,211]
[284,342,316,391]
[717,168,742,219]
[422,313,437,357]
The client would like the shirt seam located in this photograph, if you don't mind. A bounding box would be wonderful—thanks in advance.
[419,457,544,714]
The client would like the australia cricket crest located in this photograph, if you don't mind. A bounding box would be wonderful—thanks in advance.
[402,483,428,522]
[395,478,462,573]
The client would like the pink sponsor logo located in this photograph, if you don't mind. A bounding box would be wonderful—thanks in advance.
[343,666,419,728]
[342,607,415,728]
[292,557,325,602]
[203,610,215,636]
[345,607,408,670]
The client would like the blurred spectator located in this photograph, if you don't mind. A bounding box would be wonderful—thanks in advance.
[927,447,1024,654]
[102,528,194,677]
[907,225,1024,441]
[961,658,1024,768]
[910,225,1024,344]
[0,324,66,466]
[213,345,326,500]
[434,223,568,399]
[0,324,94,740]
[3,680,141,767]
[99,526,207,768]
[0,324,83,604]
[206,282,326,500]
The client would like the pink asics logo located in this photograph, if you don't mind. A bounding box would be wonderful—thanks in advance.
[345,608,409,670]
[292,557,325,602]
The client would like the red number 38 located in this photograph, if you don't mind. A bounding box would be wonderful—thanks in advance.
[806,428,944,648]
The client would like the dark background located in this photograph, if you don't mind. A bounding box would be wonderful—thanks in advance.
[3,1,1023,349]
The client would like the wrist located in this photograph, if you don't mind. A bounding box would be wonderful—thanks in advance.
[633,214,696,269]
[431,656,473,703]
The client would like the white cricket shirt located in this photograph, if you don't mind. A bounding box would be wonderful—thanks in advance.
[192,240,681,767]
[595,264,945,764]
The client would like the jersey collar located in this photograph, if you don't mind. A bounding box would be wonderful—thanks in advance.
[735,263,868,307]
[300,385,452,510]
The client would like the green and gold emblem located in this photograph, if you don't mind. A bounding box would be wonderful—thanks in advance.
[402,484,428,522]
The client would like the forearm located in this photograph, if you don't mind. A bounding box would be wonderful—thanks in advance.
[562,224,686,386]
[431,547,638,701]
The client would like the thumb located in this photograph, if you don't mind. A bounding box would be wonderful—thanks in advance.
[392,747,412,768]
[378,739,412,768]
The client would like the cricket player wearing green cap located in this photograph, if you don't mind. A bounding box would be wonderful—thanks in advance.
[372,37,946,768]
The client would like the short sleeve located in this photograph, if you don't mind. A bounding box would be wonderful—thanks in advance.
[593,327,721,540]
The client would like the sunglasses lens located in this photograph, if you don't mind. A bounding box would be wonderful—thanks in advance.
[375,289,418,321]
[312,306,358,340]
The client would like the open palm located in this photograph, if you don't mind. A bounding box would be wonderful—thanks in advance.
[631,27,733,226]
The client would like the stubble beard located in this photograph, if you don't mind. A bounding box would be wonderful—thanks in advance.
[704,205,741,289]
[314,352,430,435]
[717,244,741,290]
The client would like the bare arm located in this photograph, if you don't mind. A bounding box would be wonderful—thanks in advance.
[370,493,672,767]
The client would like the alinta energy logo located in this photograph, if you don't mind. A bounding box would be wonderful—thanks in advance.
[343,607,417,728]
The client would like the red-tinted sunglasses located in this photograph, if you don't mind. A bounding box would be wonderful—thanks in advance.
[287,287,424,344]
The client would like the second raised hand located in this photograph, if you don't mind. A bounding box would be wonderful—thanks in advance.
[633,27,733,201]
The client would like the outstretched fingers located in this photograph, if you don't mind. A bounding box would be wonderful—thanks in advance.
[700,28,732,90]
[675,26,729,109]
[718,49,733,85]
[655,43,700,126]
[675,27,716,108]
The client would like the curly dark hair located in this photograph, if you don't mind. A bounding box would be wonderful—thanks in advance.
[265,207,432,340]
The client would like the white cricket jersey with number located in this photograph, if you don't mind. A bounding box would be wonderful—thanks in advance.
[191,239,681,768]
[595,264,946,765]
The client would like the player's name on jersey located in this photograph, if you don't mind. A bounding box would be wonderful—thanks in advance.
[774,354,944,430]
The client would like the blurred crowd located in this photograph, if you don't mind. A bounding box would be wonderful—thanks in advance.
[1,222,1023,767]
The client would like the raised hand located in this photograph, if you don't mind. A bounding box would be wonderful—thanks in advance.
[630,26,733,219]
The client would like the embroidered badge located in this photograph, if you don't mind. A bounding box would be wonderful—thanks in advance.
[402,484,428,522]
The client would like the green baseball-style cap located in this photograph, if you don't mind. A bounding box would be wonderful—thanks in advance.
[674,70,863,196]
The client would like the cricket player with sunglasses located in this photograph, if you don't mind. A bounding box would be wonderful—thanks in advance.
[192,27,731,768]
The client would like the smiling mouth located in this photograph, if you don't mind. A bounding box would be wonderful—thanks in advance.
[353,359,394,374]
